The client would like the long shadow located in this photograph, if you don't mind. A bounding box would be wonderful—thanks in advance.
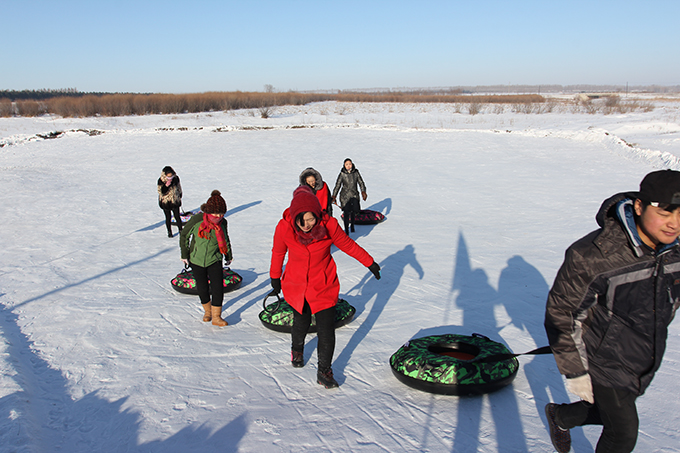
[136,200,262,232]
[498,256,592,451]
[0,303,250,452]
[13,247,175,310]
[399,232,527,452]
[333,244,423,382]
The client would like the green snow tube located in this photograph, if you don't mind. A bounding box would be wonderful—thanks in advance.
[170,267,242,295]
[258,294,355,333]
[389,333,519,396]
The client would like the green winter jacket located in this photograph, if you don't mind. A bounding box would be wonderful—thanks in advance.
[180,213,232,267]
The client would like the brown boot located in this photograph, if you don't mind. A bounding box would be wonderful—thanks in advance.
[211,305,228,326]
[201,303,212,322]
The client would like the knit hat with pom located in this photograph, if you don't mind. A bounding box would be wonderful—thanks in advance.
[201,190,227,214]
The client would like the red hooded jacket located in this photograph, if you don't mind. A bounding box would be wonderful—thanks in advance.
[270,186,374,314]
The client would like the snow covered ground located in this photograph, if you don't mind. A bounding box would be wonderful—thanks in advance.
[1,99,680,452]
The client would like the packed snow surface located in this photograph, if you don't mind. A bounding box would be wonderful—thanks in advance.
[1,100,680,452]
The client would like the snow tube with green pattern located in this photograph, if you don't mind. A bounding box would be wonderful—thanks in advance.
[258,294,355,333]
[389,333,519,395]
[170,267,242,295]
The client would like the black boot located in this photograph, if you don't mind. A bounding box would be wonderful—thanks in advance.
[167,231,173,238]
[291,349,304,368]
[317,367,339,389]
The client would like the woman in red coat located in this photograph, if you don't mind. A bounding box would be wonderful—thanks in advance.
[270,185,381,388]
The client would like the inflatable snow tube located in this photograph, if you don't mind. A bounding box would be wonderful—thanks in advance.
[258,294,356,333]
[170,267,242,295]
[389,333,519,396]
[342,209,386,225]
[172,209,198,226]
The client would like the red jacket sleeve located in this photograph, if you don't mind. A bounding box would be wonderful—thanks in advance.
[270,219,289,279]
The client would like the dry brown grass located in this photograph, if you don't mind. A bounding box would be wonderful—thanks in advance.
[37,91,547,117]
[0,99,13,117]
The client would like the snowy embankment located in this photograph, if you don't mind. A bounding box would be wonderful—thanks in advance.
[1,100,679,452]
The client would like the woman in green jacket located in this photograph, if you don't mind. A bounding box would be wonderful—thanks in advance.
[180,190,233,326]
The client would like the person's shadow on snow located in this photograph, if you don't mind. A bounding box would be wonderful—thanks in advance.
[331,244,423,382]
[0,303,248,452]
[497,255,592,451]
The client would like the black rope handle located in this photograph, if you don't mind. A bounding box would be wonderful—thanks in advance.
[475,345,553,363]
[262,293,283,312]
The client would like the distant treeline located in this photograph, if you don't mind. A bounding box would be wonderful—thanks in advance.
[0,91,546,118]
[1,88,114,101]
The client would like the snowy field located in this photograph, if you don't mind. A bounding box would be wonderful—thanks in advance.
[1,99,680,452]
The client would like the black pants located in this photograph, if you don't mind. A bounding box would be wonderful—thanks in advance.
[163,206,183,234]
[191,260,224,307]
[342,198,360,233]
[554,384,639,453]
[291,302,336,370]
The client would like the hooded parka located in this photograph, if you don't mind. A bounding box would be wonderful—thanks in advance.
[270,187,374,314]
[545,192,680,395]
[299,167,332,215]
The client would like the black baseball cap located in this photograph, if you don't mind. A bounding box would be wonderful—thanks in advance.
[638,169,680,206]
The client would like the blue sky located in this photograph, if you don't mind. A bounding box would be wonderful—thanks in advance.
[3,0,679,93]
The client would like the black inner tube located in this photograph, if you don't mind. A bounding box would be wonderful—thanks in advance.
[428,342,480,361]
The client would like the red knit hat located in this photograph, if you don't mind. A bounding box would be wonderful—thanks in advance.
[201,190,227,214]
[289,185,322,220]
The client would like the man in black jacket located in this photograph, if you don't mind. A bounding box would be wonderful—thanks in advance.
[544,169,680,453]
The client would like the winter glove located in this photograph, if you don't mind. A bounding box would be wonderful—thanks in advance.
[224,259,232,267]
[361,191,367,201]
[566,374,594,404]
[368,262,381,280]
[269,278,281,296]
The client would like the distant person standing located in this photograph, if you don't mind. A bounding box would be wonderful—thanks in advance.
[544,170,680,453]
[332,158,367,235]
[299,167,332,215]
[157,166,183,237]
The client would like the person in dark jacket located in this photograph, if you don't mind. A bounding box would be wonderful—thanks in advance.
[158,166,183,237]
[180,190,233,327]
[331,158,367,235]
[269,185,381,388]
[544,169,680,453]
[299,167,332,215]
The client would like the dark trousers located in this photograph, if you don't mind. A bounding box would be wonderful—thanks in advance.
[555,384,639,453]
[191,260,224,307]
[163,207,183,234]
[342,198,360,233]
[291,302,336,370]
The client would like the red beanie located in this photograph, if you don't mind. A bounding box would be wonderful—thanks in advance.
[290,185,322,220]
[201,190,227,214]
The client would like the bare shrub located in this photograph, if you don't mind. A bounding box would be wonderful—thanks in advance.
[0,99,13,117]
[16,100,45,116]
[468,102,481,115]
[259,105,274,118]
[492,104,505,114]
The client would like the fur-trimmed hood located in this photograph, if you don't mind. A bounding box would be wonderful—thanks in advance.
[299,167,325,192]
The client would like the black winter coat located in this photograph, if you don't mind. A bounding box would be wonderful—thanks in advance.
[545,193,680,395]
[331,163,366,210]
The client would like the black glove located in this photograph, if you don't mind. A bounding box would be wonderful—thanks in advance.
[270,278,281,295]
[368,262,381,280]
